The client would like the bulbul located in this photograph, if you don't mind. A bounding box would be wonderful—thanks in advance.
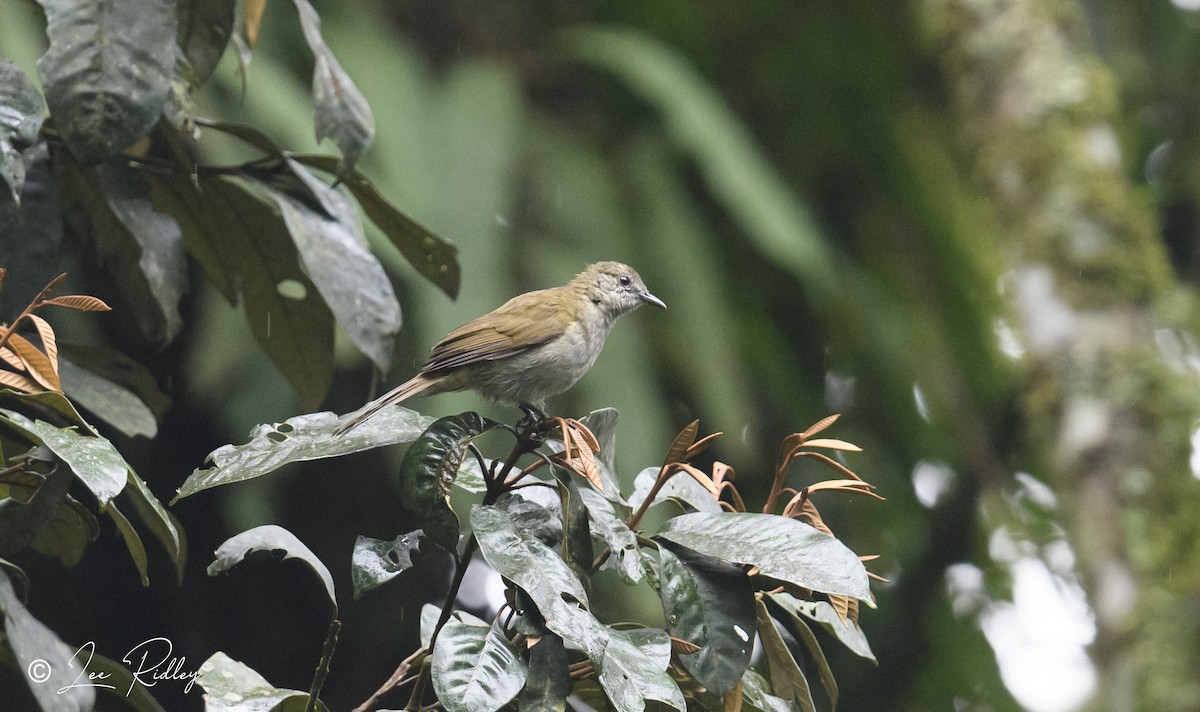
[335,261,665,435]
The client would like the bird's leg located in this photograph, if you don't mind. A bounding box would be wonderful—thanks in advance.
[516,402,550,434]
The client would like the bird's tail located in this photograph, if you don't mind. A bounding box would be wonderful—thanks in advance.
[334,375,438,436]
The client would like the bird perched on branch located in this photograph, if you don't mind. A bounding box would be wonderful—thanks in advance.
[335,261,665,435]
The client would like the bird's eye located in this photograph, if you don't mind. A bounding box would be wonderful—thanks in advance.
[618,275,631,286]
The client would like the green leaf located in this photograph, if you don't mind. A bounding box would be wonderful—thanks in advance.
[0,408,127,505]
[28,493,98,568]
[598,628,686,712]
[496,493,561,547]
[0,143,64,324]
[72,646,170,712]
[209,524,336,610]
[174,407,431,502]
[432,614,528,712]
[767,594,837,710]
[351,530,421,600]
[263,160,400,372]
[0,59,43,202]
[0,568,97,710]
[124,469,187,584]
[656,513,872,601]
[629,466,721,515]
[516,633,569,712]
[176,0,236,86]
[291,153,460,298]
[291,0,374,174]
[576,487,641,584]
[107,499,149,586]
[756,597,815,712]
[657,543,755,695]
[740,668,794,712]
[36,0,175,164]
[59,359,156,439]
[146,172,335,409]
[196,651,325,712]
[470,504,683,712]
[51,151,186,343]
[0,389,90,428]
[400,413,502,551]
[58,342,171,419]
[768,593,876,663]
[420,602,443,648]
[554,471,593,578]
[0,463,77,561]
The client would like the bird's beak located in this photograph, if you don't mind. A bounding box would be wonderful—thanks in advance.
[640,291,667,309]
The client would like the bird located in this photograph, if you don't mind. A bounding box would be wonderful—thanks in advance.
[334,261,665,435]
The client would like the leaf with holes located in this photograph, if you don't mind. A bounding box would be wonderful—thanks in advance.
[176,408,432,502]
[351,530,422,600]
[0,409,127,505]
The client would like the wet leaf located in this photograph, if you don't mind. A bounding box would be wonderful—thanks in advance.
[0,408,127,505]
[176,407,432,501]
[516,633,569,712]
[769,593,875,663]
[398,413,501,551]
[629,466,721,515]
[351,530,422,600]
[755,598,815,712]
[0,60,43,201]
[196,651,324,712]
[37,0,175,164]
[431,615,527,712]
[58,359,157,439]
[577,486,641,584]
[209,524,336,610]
[656,513,872,601]
[657,543,755,695]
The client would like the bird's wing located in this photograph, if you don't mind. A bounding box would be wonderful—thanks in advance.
[422,287,575,373]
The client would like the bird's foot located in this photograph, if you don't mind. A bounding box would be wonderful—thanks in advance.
[516,402,551,435]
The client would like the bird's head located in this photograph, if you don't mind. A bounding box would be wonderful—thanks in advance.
[576,261,666,316]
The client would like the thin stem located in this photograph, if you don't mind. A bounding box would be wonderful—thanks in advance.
[352,647,427,712]
[762,454,795,515]
[305,618,341,712]
[626,465,674,530]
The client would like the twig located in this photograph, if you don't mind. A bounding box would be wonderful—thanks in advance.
[352,647,427,712]
[305,618,341,712]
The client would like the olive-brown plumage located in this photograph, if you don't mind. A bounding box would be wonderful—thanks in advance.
[335,262,664,435]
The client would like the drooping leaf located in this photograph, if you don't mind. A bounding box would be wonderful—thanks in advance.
[175,408,431,502]
[208,524,336,610]
[291,0,375,174]
[431,615,528,712]
[39,295,112,312]
[0,461,74,560]
[176,0,236,86]
[399,413,502,551]
[146,172,335,408]
[577,486,642,583]
[516,633,570,712]
[351,530,422,600]
[755,598,815,712]
[266,159,400,372]
[739,668,794,712]
[0,568,97,710]
[0,389,91,428]
[0,60,43,202]
[58,359,157,438]
[196,651,324,712]
[768,593,876,663]
[124,469,187,584]
[0,143,64,324]
[107,499,149,586]
[629,466,721,515]
[61,645,170,712]
[656,513,872,601]
[291,154,459,298]
[51,151,186,343]
[767,594,837,709]
[36,0,175,164]
[7,332,60,391]
[657,543,755,695]
[59,342,170,419]
[27,491,99,568]
[0,408,127,505]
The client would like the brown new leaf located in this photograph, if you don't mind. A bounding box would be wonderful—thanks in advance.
[40,295,111,312]
[795,500,833,537]
[684,431,722,461]
[557,418,604,493]
[26,314,58,375]
[8,333,60,391]
[669,637,702,655]
[0,369,39,393]
[664,419,699,466]
[245,0,267,46]
[673,463,721,498]
[723,679,744,712]
[0,347,23,370]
